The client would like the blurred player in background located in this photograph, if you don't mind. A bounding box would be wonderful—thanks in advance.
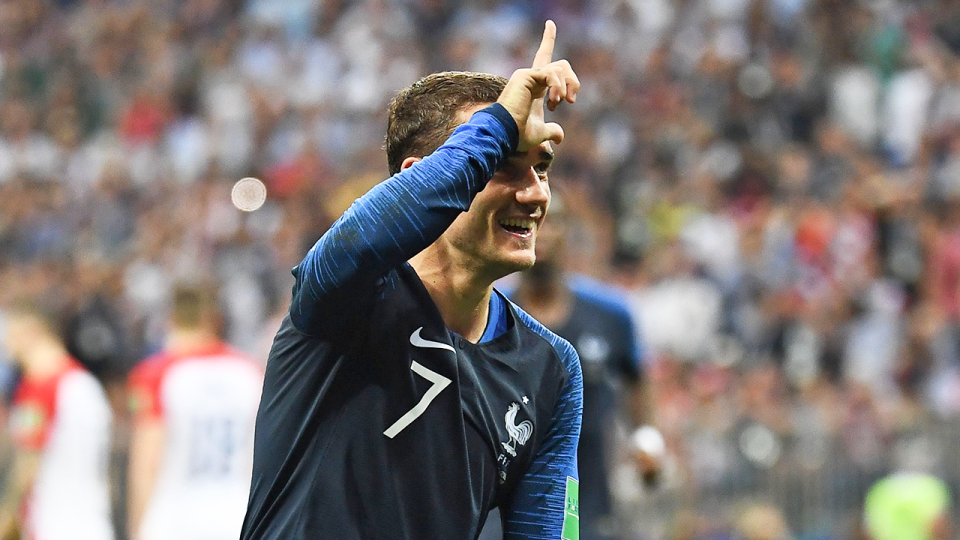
[0,302,113,540]
[509,197,657,540]
[243,22,582,540]
[127,285,262,540]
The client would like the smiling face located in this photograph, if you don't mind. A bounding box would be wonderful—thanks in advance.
[401,103,555,279]
[443,141,554,276]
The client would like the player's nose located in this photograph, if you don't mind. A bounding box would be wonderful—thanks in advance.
[515,170,550,209]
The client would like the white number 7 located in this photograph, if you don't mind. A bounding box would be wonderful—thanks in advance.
[383,361,452,438]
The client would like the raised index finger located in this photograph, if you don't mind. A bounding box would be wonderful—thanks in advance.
[532,20,556,68]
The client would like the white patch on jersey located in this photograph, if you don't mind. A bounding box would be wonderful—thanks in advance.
[500,402,533,457]
[577,334,611,364]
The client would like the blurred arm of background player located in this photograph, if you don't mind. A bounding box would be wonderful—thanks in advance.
[126,288,223,540]
[625,361,661,486]
[0,451,40,540]
[127,413,162,540]
[624,365,661,486]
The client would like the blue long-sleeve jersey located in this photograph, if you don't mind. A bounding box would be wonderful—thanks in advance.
[241,104,583,540]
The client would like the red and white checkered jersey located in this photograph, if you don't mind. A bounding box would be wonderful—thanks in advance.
[128,342,263,540]
[10,358,113,540]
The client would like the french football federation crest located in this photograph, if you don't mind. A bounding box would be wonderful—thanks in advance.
[501,402,533,457]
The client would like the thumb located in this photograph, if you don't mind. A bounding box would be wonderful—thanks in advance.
[543,122,564,146]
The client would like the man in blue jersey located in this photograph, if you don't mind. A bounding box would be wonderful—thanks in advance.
[509,201,654,540]
[477,199,657,540]
[242,21,583,540]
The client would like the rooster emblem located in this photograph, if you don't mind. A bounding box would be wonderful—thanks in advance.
[501,402,534,457]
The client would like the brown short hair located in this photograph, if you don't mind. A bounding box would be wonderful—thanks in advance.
[386,71,507,175]
[171,283,218,329]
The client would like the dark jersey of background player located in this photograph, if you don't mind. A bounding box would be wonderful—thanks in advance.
[478,200,644,540]
[241,102,583,540]
[478,276,641,540]
[544,277,641,537]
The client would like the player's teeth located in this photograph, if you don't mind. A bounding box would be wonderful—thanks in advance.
[499,219,535,229]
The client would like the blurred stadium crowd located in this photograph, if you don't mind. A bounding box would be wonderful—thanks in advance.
[4,0,960,538]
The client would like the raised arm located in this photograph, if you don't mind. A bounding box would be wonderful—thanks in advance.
[290,22,579,336]
[289,104,519,334]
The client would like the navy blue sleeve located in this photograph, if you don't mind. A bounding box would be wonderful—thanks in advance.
[502,309,583,540]
[609,302,643,382]
[289,104,519,335]
[624,313,645,382]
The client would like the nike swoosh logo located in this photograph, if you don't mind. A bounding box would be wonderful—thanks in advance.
[410,327,456,353]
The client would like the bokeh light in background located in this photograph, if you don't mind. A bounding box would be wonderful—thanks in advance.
[231,177,267,211]
[3,0,960,539]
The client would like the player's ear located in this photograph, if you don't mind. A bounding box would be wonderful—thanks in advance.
[400,157,422,171]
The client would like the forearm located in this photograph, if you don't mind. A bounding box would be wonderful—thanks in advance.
[128,481,150,540]
[128,422,164,539]
[0,488,17,530]
[128,462,160,537]
[0,512,16,540]
[290,104,518,331]
[627,381,649,427]
[0,453,40,536]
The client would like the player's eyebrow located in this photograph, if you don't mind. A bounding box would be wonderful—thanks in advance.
[509,148,555,164]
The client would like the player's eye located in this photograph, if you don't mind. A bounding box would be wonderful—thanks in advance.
[534,163,550,178]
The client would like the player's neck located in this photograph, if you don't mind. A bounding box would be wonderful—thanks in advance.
[409,249,496,343]
[22,339,71,380]
[166,328,221,355]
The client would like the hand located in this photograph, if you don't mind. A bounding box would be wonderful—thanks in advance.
[635,448,663,488]
[630,425,665,489]
[497,21,580,152]
[0,511,17,540]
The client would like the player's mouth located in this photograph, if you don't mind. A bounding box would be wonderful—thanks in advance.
[497,217,537,239]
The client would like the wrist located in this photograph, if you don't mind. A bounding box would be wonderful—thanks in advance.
[478,103,520,152]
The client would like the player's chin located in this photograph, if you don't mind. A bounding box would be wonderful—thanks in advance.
[495,247,537,273]
[488,229,537,272]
